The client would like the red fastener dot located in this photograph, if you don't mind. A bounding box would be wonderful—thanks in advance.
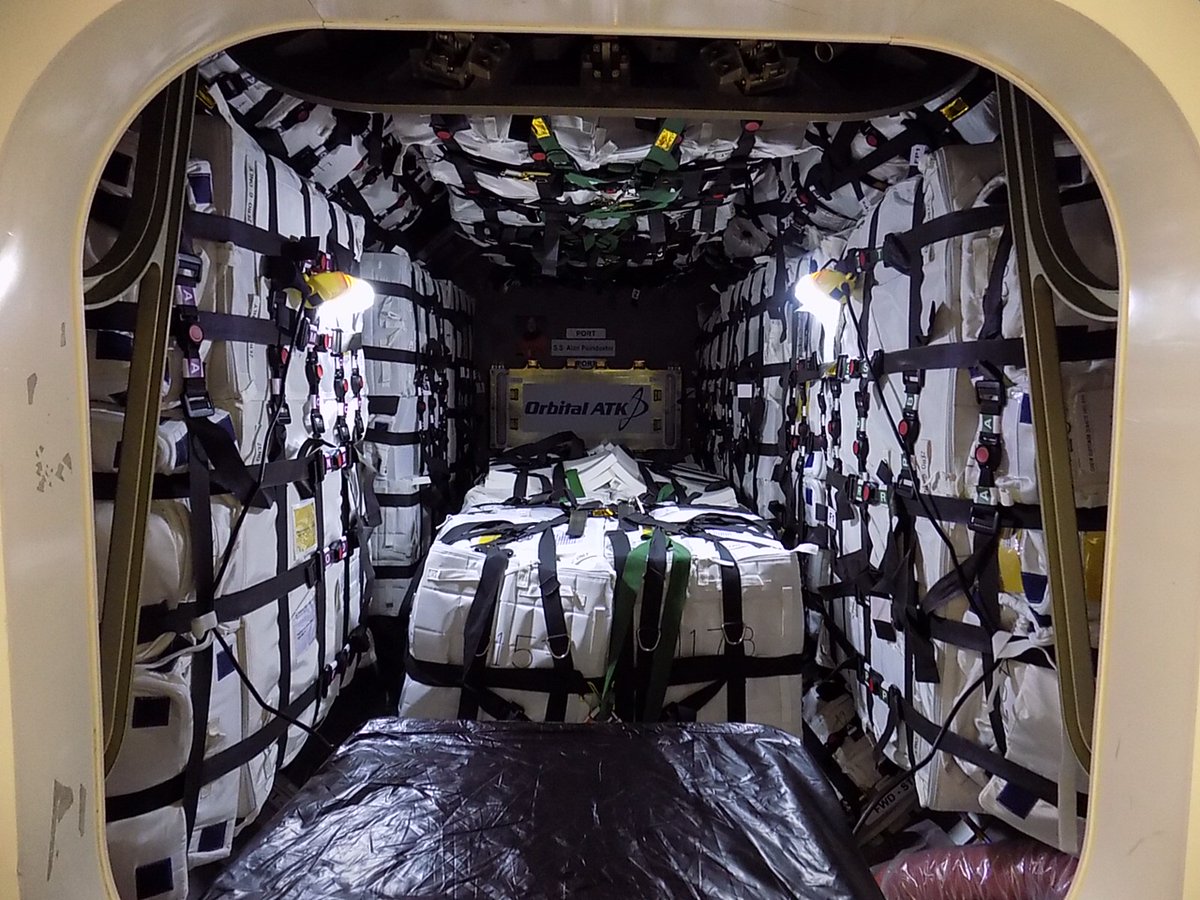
[898,419,909,437]
[975,446,991,465]
[531,150,547,161]
[280,348,289,363]
[187,324,204,343]
[744,121,761,133]
[435,129,452,140]
[862,484,872,501]
[343,379,350,394]
[866,134,878,147]
[296,108,310,123]
[827,422,836,434]
[316,364,324,378]
[712,192,725,200]
[852,440,860,455]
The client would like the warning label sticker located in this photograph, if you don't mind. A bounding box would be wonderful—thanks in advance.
[292,499,318,562]
[293,598,317,652]
[531,117,551,139]
[655,128,679,151]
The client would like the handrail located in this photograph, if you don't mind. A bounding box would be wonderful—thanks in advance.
[998,79,1105,772]
[97,69,196,773]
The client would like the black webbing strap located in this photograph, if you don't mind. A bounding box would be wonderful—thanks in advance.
[714,541,747,722]
[901,698,1088,817]
[606,530,638,720]
[136,554,321,643]
[536,529,575,721]
[104,679,321,823]
[634,528,669,720]
[180,429,214,838]
[408,648,806,696]
[875,327,1117,374]
[376,491,423,508]
[86,300,301,349]
[365,426,421,447]
[897,493,1109,533]
[458,549,512,719]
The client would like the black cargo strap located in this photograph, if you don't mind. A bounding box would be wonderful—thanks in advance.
[896,493,1108,534]
[457,549,518,720]
[874,327,1117,374]
[86,298,306,349]
[537,528,576,721]
[901,698,1088,817]
[105,678,321,823]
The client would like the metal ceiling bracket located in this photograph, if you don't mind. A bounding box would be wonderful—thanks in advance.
[998,79,1110,773]
[97,69,196,773]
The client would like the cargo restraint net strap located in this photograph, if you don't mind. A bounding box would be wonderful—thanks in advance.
[98,187,374,834]
[803,171,1111,829]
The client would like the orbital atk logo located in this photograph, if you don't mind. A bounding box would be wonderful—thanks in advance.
[524,386,650,432]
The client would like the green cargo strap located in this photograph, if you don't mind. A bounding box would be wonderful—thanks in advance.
[598,537,650,718]
[530,116,578,172]
[582,187,679,220]
[642,539,693,721]
[565,468,585,499]
[639,117,687,183]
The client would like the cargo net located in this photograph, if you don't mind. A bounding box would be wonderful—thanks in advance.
[386,435,809,733]
[695,135,1116,855]
[85,87,480,900]
[196,51,1003,282]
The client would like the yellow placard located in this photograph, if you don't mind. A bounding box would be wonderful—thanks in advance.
[939,96,970,121]
[475,534,502,546]
[998,529,1024,594]
[531,117,551,140]
[655,128,679,151]
[292,499,318,560]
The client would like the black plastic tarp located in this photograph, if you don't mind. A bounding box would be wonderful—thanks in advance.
[205,718,883,899]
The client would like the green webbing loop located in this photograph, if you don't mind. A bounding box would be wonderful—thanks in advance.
[565,468,585,499]
[598,539,650,718]
[639,117,687,178]
[642,540,693,721]
[530,116,578,172]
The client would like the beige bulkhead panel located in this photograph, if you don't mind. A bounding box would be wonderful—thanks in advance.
[0,1,1199,898]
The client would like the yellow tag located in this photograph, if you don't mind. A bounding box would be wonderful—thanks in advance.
[475,534,502,546]
[591,508,615,518]
[998,529,1023,594]
[196,86,216,111]
[655,128,679,151]
[1082,532,1106,604]
[531,117,551,140]
[939,96,970,121]
[291,500,318,560]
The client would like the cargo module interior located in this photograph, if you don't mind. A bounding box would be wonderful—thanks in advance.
[83,31,1116,899]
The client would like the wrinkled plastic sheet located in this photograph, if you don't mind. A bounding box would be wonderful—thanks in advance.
[874,841,1078,900]
[204,718,883,899]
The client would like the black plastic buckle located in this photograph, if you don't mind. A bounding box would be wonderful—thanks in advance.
[903,368,925,393]
[968,503,1001,535]
[975,378,1004,414]
[898,409,920,448]
[308,402,325,436]
[334,418,351,445]
[182,385,214,419]
[175,251,203,287]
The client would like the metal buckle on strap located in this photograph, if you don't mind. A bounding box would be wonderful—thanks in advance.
[968,500,1001,535]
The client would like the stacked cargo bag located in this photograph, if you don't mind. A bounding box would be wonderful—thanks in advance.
[802,140,1113,844]
[200,52,375,192]
[392,112,806,275]
[788,69,998,236]
[89,98,374,900]
[397,481,807,732]
[358,250,478,615]
[462,440,647,509]
[359,249,435,615]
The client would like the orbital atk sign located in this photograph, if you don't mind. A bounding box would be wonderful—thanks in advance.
[520,382,652,433]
